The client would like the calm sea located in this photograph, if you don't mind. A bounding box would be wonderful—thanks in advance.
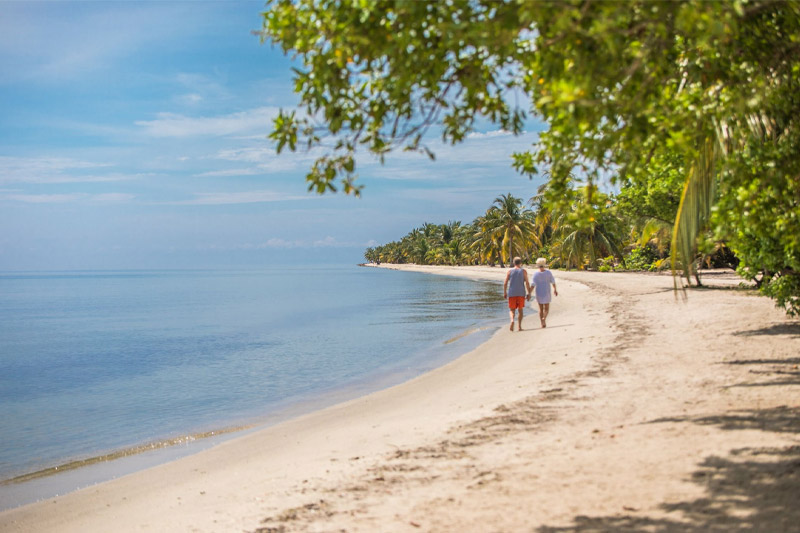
[0,266,503,508]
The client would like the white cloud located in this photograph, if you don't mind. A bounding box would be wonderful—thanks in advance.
[173,72,231,104]
[197,236,366,251]
[0,3,200,83]
[428,130,540,165]
[0,156,106,172]
[214,146,274,164]
[231,134,273,141]
[358,129,541,182]
[366,165,453,182]
[39,119,134,139]
[394,185,533,208]
[313,236,338,247]
[0,156,144,185]
[203,144,324,176]
[3,193,85,204]
[196,238,303,251]
[135,107,281,138]
[466,129,517,139]
[311,236,378,248]
[89,193,136,204]
[176,93,204,105]
[1,192,134,204]
[260,238,300,249]
[174,190,313,205]
[214,144,322,165]
[193,168,262,178]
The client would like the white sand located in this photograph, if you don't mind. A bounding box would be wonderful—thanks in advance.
[1,266,798,532]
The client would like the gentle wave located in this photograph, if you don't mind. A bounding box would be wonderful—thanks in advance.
[0,425,252,486]
[444,325,495,345]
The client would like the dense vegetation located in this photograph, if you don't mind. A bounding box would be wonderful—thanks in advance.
[363,188,725,275]
[261,1,800,315]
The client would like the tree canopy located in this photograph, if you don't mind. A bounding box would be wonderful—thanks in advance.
[261,0,800,315]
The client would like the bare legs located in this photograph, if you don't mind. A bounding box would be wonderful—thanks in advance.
[509,308,524,331]
[538,303,550,327]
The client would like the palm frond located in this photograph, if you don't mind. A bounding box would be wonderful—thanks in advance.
[640,218,671,252]
[671,136,718,285]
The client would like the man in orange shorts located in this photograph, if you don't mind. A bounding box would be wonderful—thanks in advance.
[503,257,532,331]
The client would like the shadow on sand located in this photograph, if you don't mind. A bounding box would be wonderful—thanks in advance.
[732,323,800,338]
[536,405,800,532]
[720,352,800,389]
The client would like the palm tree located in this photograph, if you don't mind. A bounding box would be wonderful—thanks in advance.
[672,111,785,286]
[398,228,428,264]
[670,137,718,285]
[638,217,672,257]
[439,220,461,246]
[529,182,556,246]
[420,222,439,240]
[441,238,467,265]
[471,209,506,266]
[485,193,540,265]
[548,186,626,270]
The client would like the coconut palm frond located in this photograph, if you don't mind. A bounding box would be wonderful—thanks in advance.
[671,136,718,286]
[594,226,624,260]
[640,218,672,252]
[558,230,584,269]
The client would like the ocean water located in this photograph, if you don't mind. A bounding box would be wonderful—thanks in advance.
[0,266,504,507]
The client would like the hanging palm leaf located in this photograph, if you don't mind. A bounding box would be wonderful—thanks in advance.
[671,137,718,287]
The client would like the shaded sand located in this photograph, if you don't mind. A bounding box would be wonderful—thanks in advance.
[1,266,798,532]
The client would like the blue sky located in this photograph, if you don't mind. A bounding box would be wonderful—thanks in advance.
[1,1,545,270]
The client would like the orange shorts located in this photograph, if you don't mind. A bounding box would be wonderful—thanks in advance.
[508,296,526,310]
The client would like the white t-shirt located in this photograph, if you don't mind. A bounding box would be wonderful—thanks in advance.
[532,269,555,304]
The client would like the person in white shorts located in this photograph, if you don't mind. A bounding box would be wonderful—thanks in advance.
[531,257,558,328]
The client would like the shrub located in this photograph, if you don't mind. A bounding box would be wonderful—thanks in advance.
[624,246,661,271]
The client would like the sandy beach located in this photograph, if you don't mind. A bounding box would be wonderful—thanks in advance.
[1,265,798,532]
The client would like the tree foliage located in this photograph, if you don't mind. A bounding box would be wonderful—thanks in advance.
[364,192,627,271]
[484,193,539,265]
[262,1,800,315]
[548,185,626,270]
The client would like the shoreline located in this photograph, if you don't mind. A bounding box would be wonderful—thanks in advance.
[2,266,798,531]
[0,271,504,512]
[0,265,592,529]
